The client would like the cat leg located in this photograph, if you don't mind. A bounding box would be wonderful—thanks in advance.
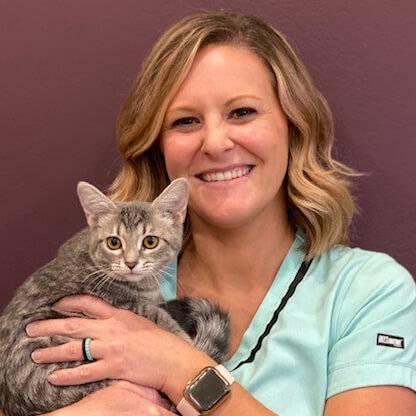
[135,303,192,343]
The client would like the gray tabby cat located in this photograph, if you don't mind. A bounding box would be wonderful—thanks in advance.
[0,178,230,416]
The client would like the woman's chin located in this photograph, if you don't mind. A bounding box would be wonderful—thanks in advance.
[192,206,261,230]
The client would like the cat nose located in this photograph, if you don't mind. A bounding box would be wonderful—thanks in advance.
[125,262,137,270]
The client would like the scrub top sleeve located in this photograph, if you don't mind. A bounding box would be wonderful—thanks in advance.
[327,253,416,398]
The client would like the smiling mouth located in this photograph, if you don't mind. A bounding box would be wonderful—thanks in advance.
[198,165,254,182]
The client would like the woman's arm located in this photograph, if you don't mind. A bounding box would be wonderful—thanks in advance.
[324,386,416,416]
[2,384,415,416]
[26,295,280,416]
[166,362,278,416]
[158,351,416,416]
[41,381,174,416]
[26,295,416,416]
[0,382,174,416]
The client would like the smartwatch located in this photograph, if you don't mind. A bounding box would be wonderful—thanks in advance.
[176,364,235,415]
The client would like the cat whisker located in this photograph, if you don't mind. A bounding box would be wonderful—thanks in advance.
[81,268,103,282]
[82,270,107,291]
[90,271,113,294]
[78,266,102,277]
[83,266,115,293]
[162,264,177,273]
[146,269,162,286]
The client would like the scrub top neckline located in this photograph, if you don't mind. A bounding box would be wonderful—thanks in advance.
[160,230,306,369]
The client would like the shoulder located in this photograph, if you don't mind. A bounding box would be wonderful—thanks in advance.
[319,246,416,398]
[316,245,415,331]
[292,232,415,327]
[296,227,413,288]
[315,244,414,297]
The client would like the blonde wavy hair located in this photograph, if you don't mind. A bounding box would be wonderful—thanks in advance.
[110,11,361,259]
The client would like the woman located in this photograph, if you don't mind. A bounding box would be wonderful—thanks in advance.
[8,11,416,416]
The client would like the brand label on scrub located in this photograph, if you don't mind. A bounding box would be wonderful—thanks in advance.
[377,333,405,349]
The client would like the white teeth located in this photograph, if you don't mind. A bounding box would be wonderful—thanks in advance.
[200,166,252,182]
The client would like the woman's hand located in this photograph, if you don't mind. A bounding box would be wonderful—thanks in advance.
[25,294,209,396]
[41,380,175,416]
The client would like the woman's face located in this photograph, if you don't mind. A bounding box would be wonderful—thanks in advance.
[160,44,289,229]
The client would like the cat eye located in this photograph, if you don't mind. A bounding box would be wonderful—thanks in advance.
[143,236,159,249]
[106,236,122,250]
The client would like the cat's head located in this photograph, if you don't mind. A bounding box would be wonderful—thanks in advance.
[77,178,188,286]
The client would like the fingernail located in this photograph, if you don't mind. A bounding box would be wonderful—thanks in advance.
[26,323,37,336]
[48,373,58,383]
[31,351,41,362]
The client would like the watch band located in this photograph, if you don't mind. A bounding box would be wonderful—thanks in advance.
[214,364,235,384]
[176,364,235,416]
[177,396,200,416]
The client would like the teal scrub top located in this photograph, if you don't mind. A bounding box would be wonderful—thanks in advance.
[160,231,416,416]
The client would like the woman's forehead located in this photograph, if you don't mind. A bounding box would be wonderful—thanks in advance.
[166,44,275,109]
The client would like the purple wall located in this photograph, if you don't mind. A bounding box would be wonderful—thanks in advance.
[1,1,415,311]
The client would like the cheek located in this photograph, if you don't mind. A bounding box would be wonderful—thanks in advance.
[237,123,285,161]
[160,134,199,178]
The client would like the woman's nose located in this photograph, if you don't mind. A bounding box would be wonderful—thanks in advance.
[200,118,234,157]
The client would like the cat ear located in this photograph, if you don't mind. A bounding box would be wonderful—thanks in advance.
[77,182,117,227]
[151,178,189,223]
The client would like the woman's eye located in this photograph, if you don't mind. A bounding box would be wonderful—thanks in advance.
[171,117,200,128]
[229,107,256,119]
[143,236,159,249]
[106,236,122,250]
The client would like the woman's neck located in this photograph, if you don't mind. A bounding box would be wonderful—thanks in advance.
[178,207,295,295]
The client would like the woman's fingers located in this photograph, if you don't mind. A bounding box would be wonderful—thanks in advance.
[113,381,171,409]
[37,381,176,416]
[47,361,108,385]
[32,339,103,364]
[26,317,99,339]
[25,297,185,391]
[52,295,116,319]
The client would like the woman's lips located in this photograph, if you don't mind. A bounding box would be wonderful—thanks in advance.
[197,165,254,182]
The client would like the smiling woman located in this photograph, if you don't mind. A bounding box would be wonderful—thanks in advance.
[1,10,415,416]
[160,44,290,230]
[110,12,358,260]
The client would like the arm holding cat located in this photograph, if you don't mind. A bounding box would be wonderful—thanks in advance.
[27,295,276,416]
[34,381,174,416]
[28,295,416,416]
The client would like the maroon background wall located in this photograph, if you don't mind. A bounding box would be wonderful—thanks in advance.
[1,1,415,311]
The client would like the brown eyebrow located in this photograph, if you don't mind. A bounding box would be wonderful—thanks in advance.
[225,94,262,106]
[166,94,262,115]
[165,105,196,115]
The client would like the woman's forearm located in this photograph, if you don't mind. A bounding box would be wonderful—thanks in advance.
[206,381,279,416]
[165,352,279,416]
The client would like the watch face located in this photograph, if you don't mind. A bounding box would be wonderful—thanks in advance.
[187,368,231,412]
